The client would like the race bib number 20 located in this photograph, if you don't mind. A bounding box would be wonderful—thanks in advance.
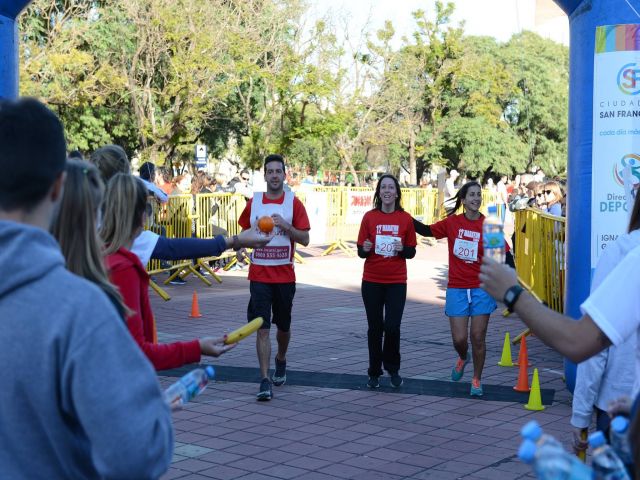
[375,235,400,257]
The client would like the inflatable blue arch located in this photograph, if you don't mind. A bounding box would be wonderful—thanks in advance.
[0,0,636,392]
[0,0,31,99]
[554,0,637,391]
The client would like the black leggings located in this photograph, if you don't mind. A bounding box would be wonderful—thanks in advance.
[361,281,407,377]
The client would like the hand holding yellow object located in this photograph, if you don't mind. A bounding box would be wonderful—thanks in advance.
[224,317,264,344]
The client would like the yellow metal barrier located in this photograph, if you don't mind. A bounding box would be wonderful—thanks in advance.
[513,208,566,313]
[154,194,213,287]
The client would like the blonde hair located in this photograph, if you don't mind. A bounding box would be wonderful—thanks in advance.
[90,145,130,182]
[51,160,127,314]
[100,173,148,255]
[543,181,563,206]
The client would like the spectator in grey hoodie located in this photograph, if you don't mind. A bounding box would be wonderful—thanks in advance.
[0,98,173,479]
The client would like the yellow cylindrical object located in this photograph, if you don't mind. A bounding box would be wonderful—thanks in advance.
[224,317,264,344]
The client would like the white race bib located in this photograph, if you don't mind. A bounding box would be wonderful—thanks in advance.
[375,235,400,257]
[453,238,478,262]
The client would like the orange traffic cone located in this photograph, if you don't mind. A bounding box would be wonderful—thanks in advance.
[514,336,530,393]
[514,334,531,367]
[189,290,202,318]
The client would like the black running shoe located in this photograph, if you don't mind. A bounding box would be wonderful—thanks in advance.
[390,373,403,388]
[272,356,287,386]
[256,378,272,401]
[367,376,380,389]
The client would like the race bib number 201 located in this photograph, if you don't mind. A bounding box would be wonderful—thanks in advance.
[375,235,400,257]
[453,238,478,262]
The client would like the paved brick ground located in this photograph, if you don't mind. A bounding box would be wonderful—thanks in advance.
[154,241,575,479]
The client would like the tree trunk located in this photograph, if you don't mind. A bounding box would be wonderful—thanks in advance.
[409,127,417,185]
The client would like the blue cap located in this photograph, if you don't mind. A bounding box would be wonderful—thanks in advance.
[588,431,606,448]
[611,416,629,433]
[487,205,498,216]
[205,366,215,379]
[521,420,542,441]
[518,439,537,464]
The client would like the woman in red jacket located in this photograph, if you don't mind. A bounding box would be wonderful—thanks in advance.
[413,181,514,396]
[100,173,233,370]
[358,174,417,389]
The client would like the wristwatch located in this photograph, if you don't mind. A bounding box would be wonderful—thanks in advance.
[503,285,524,313]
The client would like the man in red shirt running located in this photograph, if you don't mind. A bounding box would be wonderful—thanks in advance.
[238,154,311,400]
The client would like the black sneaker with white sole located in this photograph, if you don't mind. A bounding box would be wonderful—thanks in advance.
[256,378,272,401]
[367,376,380,389]
[390,373,403,388]
[272,356,287,386]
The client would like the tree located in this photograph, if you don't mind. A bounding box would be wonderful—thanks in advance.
[502,31,569,176]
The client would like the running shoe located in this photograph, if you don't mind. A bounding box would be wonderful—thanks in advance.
[272,356,287,386]
[169,277,186,285]
[390,373,403,389]
[367,376,380,389]
[470,377,483,397]
[256,378,272,401]
[451,353,470,381]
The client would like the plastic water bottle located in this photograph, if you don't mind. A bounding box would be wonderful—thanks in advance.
[163,366,215,409]
[589,431,630,480]
[519,439,593,479]
[609,416,633,466]
[483,205,505,263]
[521,420,562,448]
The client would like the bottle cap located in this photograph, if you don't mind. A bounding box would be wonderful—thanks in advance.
[518,439,536,464]
[588,431,606,448]
[611,416,629,433]
[205,366,215,379]
[521,420,542,441]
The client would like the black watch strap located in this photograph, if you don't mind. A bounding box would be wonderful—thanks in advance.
[504,285,524,313]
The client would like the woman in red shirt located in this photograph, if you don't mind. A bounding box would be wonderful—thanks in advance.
[100,174,234,370]
[358,174,417,389]
[413,181,514,396]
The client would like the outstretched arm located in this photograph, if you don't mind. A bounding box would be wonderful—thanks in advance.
[479,257,611,363]
[413,218,433,237]
[151,228,273,260]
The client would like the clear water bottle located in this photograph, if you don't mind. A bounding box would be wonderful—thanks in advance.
[521,420,562,448]
[589,431,630,480]
[610,416,633,466]
[164,366,215,409]
[483,205,505,263]
[519,439,593,479]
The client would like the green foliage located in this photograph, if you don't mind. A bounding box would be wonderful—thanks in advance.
[18,0,569,178]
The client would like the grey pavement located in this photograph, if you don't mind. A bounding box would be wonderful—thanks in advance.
[154,241,576,479]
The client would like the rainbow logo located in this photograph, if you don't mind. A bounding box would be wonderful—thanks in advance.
[612,153,640,187]
[618,63,640,95]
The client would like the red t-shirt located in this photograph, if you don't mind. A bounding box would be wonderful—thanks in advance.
[239,193,310,283]
[357,209,417,284]
[430,213,510,289]
[106,248,201,370]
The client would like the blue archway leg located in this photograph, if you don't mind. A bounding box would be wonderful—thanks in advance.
[554,0,638,392]
[0,0,34,99]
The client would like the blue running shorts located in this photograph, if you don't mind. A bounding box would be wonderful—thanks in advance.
[445,288,497,317]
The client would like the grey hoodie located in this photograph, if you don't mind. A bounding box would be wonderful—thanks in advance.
[0,221,173,479]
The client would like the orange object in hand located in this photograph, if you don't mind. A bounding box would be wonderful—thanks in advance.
[258,215,275,233]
